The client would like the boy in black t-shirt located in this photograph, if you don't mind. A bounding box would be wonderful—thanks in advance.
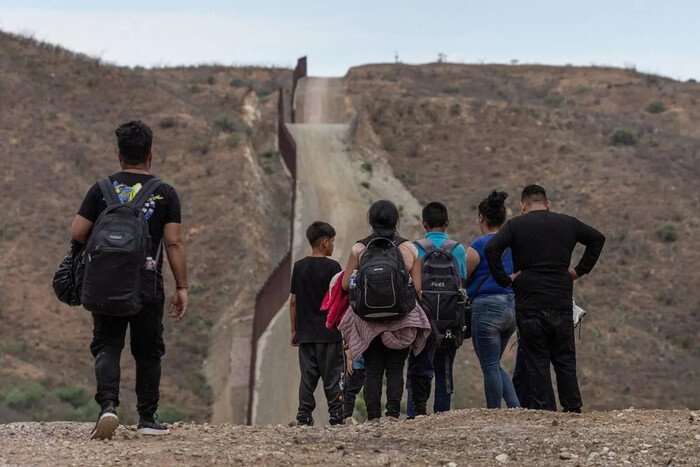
[290,222,344,426]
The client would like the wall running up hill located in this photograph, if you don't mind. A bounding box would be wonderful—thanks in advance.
[249,60,422,425]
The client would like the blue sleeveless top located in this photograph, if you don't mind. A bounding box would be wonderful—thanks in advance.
[467,233,514,297]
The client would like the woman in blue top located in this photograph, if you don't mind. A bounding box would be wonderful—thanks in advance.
[466,190,520,409]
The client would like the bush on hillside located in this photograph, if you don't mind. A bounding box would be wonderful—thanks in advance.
[361,162,373,173]
[655,222,678,242]
[256,80,280,98]
[229,77,248,88]
[5,382,46,409]
[609,127,639,146]
[159,117,177,129]
[158,404,188,423]
[54,385,90,408]
[645,101,666,114]
[544,94,566,107]
[441,85,461,95]
[213,117,251,136]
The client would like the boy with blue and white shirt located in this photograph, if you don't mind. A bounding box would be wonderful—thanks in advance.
[407,202,467,418]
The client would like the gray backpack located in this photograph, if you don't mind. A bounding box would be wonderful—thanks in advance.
[415,239,466,348]
[80,177,163,316]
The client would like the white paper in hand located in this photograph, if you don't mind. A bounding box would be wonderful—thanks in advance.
[573,300,587,327]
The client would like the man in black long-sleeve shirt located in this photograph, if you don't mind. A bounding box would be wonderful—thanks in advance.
[484,185,605,412]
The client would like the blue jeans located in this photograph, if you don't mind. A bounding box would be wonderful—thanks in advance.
[471,294,520,409]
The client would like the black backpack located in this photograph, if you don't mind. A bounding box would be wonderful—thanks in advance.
[350,235,416,321]
[80,177,163,316]
[415,239,467,348]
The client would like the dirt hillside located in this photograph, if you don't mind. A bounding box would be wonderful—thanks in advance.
[0,31,292,424]
[346,63,700,411]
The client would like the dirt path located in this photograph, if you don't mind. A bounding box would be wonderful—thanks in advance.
[252,77,422,425]
[1,409,698,465]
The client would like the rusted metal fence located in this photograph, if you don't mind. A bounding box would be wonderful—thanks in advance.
[247,57,306,424]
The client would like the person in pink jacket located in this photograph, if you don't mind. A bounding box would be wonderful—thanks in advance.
[338,200,431,421]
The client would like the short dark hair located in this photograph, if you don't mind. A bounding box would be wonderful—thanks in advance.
[478,190,508,228]
[306,221,336,247]
[422,202,449,228]
[115,120,153,164]
[521,184,548,205]
[368,200,399,237]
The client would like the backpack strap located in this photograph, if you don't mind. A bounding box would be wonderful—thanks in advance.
[98,178,121,206]
[439,239,460,255]
[415,238,437,254]
[129,178,164,209]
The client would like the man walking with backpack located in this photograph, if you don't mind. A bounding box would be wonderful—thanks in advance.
[70,120,187,439]
[408,202,467,416]
[484,185,604,413]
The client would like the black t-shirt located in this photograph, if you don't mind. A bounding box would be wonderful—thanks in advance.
[484,210,605,310]
[77,172,181,282]
[290,256,342,343]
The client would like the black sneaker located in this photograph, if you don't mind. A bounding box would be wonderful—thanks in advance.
[291,415,314,427]
[90,403,119,440]
[137,416,170,436]
[329,415,345,426]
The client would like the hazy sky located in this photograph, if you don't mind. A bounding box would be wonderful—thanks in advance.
[1,1,698,80]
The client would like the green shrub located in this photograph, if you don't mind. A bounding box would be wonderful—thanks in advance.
[450,103,461,116]
[656,222,678,242]
[226,133,242,147]
[544,94,566,107]
[206,76,216,85]
[213,116,236,133]
[214,117,251,136]
[609,127,638,146]
[229,77,247,88]
[645,101,666,114]
[159,117,177,129]
[361,181,370,189]
[54,385,90,408]
[381,135,395,151]
[256,80,280,97]
[5,381,46,409]
[157,404,188,423]
[0,212,20,240]
[361,162,373,173]
[441,85,461,95]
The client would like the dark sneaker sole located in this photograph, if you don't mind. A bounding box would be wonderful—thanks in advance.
[137,427,170,436]
[90,413,119,440]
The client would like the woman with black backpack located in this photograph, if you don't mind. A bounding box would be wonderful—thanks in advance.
[466,191,520,409]
[338,200,431,421]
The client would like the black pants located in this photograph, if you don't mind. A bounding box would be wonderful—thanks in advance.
[516,308,582,412]
[90,300,165,418]
[297,342,344,423]
[343,368,365,419]
[513,339,557,410]
[409,376,432,417]
[363,336,409,420]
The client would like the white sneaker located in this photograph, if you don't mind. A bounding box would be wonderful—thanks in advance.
[90,410,119,440]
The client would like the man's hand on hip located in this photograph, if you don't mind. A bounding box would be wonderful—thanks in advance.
[569,269,580,281]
